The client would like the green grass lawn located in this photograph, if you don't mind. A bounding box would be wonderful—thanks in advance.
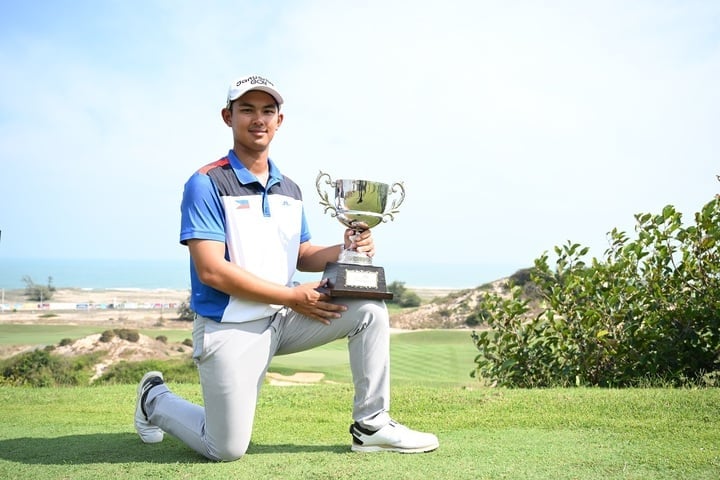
[1,385,719,479]
[1,327,719,479]
[0,323,194,346]
[270,329,478,387]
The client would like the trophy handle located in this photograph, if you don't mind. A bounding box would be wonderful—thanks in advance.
[382,181,405,222]
[315,171,338,218]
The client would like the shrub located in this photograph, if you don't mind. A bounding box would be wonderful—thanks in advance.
[116,329,140,342]
[399,291,421,308]
[100,329,140,343]
[508,268,533,286]
[472,197,720,388]
[96,359,199,385]
[0,349,98,387]
[22,275,56,302]
[465,312,482,327]
[387,281,422,307]
[177,295,194,321]
[99,330,116,343]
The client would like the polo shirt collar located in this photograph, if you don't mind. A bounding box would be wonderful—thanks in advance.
[227,149,284,186]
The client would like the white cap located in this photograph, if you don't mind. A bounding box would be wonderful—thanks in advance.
[226,74,283,107]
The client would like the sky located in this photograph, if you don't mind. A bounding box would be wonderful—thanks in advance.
[0,0,718,276]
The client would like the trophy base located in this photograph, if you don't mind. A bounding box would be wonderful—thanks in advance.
[320,262,393,300]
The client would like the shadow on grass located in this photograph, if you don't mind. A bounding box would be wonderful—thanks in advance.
[0,434,347,464]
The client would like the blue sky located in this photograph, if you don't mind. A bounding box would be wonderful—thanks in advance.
[0,0,718,274]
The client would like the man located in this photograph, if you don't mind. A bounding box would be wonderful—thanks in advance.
[133,74,439,461]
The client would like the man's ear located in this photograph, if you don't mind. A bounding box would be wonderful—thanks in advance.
[221,107,232,126]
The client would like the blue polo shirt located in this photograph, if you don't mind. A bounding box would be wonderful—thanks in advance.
[180,150,311,322]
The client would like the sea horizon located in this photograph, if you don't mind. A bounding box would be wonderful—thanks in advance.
[0,257,527,291]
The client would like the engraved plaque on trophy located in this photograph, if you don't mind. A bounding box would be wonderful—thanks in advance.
[315,171,405,299]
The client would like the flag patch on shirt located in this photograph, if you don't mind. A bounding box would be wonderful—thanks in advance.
[236,199,250,209]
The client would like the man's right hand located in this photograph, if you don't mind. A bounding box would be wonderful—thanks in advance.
[287,280,347,325]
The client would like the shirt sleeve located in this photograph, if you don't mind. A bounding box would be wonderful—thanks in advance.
[299,205,311,244]
[180,172,226,245]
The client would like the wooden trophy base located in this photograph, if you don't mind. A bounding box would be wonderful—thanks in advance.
[319,262,393,300]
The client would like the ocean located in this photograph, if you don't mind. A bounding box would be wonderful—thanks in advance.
[0,257,523,291]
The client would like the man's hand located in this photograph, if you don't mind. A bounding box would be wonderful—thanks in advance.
[287,280,347,325]
[345,225,375,258]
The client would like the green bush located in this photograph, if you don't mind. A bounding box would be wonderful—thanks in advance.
[472,197,720,388]
[95,359,199,385]
[116,329,140,342]
[100,328,140,343]
[387,281,422,307]
[0,349,100,387]
[99,330,116,342]
[399,290,422,307]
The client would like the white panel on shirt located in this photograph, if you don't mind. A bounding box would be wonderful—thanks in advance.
[220,194,303,323]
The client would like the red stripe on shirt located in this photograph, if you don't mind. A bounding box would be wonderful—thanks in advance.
[198,157,230,175]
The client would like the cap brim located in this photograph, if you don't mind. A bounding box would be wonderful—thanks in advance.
[228,86,283,105]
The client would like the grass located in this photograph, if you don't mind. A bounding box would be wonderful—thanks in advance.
[1,328,719,478]
[270,330,478,387]
[0,324,194,346]
[1,385,719,479]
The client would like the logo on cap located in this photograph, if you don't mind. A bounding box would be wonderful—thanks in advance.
[236,76,274,87]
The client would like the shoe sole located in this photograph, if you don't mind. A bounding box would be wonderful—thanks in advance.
[351,443,439,454]
[135,371,164,444]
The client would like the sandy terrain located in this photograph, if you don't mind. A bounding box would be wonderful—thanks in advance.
[0,288,190,328]
[0,286,459,328]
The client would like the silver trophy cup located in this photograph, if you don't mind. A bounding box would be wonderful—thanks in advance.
[315,171,405,299]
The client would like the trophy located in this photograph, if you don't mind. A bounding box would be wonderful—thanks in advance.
[315,171,405,299]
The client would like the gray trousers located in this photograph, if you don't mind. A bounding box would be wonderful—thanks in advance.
[145,299,391,461]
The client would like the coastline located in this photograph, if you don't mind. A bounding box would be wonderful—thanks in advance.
[0,257,509,291]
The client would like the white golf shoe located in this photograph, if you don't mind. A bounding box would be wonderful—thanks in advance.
[349,420,439,453]
[134,371,165,444]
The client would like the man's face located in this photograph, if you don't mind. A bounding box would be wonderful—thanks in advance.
[223,90,283,154]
